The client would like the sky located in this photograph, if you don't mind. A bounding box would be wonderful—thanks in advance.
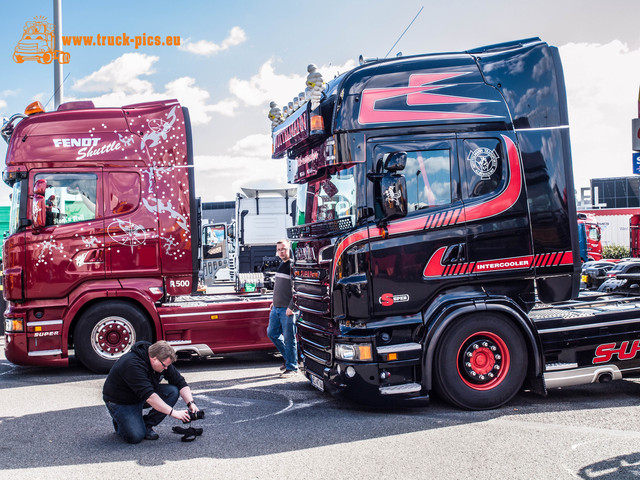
[1,0,639,207]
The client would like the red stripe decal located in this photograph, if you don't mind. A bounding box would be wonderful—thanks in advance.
[358,72,499,125]
[559,251,574,265]
[534,251,574,268]
[443,210,454,226]
[331,228,370,283]
[452,208,462,224]
[425,215,435,229]
[423,246,448,277]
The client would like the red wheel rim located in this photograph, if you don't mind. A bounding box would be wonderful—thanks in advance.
[456,331,510,391]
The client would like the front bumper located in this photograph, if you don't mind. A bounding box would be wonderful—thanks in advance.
[5,332,68,367]
[300,325,427,404]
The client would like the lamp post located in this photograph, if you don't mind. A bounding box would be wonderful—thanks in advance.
[53,0,63,109]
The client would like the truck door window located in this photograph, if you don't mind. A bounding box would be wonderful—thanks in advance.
[297,167,356,225]
[108,172,140,216]
[34,173,98,226]
[463,139,505,199]
[203,225,226,259]
[401,149,452,212]
[9,180,24,235]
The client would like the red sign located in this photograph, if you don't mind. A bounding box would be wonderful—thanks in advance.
[273,108,309,157]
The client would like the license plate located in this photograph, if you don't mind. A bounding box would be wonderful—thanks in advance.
[581,275,588,283]
[310,373,325,392]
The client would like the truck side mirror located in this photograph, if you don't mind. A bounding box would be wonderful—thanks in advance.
[32,179,47,229]
[380,174,407,220]
[384,152,407,172]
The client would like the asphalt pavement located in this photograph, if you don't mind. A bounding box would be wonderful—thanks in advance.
[2,337,640,479]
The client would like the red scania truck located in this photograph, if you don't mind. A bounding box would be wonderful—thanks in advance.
[1,99,273,373]
[272,38,640,410]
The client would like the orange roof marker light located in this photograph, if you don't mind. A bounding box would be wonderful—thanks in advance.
[310,114,324,132]
[25,101,45,116]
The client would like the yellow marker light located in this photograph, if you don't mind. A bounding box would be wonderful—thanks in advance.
[210,315,218,320]
[357,344,372,361]
[35,326,42,332]
[5,318,24,333]
[310,115,324,132]
[24,101,45,116]
[387,353,398,361]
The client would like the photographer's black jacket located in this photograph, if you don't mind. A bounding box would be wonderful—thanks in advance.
[102,341,188,404]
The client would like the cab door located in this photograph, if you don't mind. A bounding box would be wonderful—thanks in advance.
[367,137,464,318]
[457,133,533,289]
[25,170,105,299]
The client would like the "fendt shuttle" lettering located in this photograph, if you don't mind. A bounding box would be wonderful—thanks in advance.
[53,137,101,147]
[52,137,123,160]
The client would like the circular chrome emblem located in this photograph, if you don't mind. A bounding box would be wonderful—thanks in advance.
[468,147,499,180]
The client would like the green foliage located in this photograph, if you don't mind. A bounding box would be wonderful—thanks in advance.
[603,245,630,259]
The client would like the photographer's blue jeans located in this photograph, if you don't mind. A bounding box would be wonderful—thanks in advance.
[105,384,179,444]
[267,307,297,371]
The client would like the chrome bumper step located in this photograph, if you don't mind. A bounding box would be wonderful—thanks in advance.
[379,383,422,395]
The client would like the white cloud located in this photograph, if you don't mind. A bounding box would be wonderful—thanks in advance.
[73,53,158,94]
[228,134,272,157]
[194,153,289,201]
[0,89,19,110]
[560,41,640,190]
[226,58,358,110]
[179,27,247,56]
[69,53,221,125]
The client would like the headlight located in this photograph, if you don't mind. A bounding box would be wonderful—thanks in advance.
[335,342,373,361]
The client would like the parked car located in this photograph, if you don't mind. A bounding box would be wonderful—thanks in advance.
[597,260,640,294]
[581,261,616,290]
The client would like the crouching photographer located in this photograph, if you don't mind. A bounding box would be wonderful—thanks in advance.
[103,340,199,444]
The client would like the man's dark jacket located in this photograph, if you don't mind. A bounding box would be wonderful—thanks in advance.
[102,341,187,405]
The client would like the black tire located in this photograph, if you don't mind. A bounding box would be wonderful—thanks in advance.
[74,301,152,373]
[433,313,527,410]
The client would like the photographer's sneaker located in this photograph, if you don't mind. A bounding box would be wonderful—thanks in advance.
[144,426,159,441]
[281,369,298,378]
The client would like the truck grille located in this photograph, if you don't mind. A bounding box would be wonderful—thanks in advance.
[292,270,330,317]
[298,323,332,367]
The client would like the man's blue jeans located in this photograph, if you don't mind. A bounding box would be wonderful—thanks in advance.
[105,383,179,444]
[267,307,297,371]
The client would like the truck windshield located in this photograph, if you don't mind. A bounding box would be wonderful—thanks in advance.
[296,167,356,226]
[9,180,23,235]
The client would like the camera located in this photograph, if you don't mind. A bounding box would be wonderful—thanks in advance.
[183,409,205,423]
[174,409,205,442]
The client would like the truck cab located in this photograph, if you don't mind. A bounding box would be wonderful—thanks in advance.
[272,38,580,409]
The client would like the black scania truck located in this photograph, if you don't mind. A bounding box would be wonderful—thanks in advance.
[271,38,640,410]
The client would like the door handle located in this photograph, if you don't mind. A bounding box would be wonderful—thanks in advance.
[443,243,465,264]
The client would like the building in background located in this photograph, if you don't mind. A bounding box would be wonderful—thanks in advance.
[578,176,640,247]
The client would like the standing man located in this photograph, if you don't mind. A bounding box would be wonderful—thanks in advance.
[267,239,298,377]
[103,340,199,443]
